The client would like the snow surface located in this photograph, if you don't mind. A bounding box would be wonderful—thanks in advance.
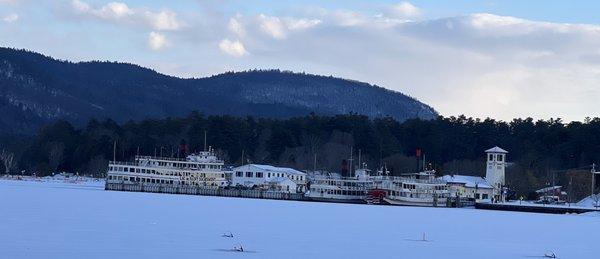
[1,179,598,259]
[577,194,600,208]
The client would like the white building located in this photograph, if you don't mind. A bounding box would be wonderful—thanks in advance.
[441,175,493,201]
[231,164,307,193]
[484,146,508,202]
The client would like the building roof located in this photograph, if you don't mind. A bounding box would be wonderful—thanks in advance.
[485,146,508,154]
[536,186,562,193]
[441,175,493,189]
[235,164,306,176]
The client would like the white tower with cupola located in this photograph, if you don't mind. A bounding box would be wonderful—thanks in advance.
[485,146,508,191]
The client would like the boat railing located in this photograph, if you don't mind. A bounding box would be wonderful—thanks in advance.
[109,161,138,166]
[109,161,225,172]
[371,175,446,184]
[135,155,224,164]
[309,175,373,181]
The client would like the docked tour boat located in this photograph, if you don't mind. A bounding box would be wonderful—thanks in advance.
[370,170,450,207]
[106,148,228,187]
[306,169,374,203]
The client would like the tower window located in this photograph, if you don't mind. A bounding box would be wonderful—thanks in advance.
[497,155,503,162]
[488,154,494,161]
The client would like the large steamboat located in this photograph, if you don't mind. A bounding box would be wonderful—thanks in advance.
[306,169,374,203]
[369,170,450,207]
[106,148,228,187]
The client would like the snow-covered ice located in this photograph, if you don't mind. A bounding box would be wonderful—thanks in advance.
[0,179,598,259]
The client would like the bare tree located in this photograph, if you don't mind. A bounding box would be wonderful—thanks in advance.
[591,193,600,208]
[48,142,65,172]
[0,149,15,175]
[86,155,108,177]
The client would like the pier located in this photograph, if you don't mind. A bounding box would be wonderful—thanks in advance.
[105,182,308,201]
[475,202,599,214]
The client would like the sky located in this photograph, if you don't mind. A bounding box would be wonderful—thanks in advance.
[1,0,600,121]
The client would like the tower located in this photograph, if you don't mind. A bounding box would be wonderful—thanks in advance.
[485,146,508,190]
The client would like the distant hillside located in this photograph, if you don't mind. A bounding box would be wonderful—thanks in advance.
[0,47,437,134]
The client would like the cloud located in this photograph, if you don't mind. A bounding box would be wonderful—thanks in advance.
[219,39,248,57]
[228,17,245,37]
[148,31,168,50]
[253,14,322,39]
[3,13,18,23]
[330,10,367,27]
[259,14,286,39]
[144,10,181,31]
[70,0,183,31]
[388,2,421,18]
[284,18,321,30]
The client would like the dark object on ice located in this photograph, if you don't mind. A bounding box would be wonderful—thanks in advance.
[544,252,556,258]
[221,232,234,238]
[233,244,244,252]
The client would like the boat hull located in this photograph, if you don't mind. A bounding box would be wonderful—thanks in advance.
[309,197,366,204]
[383,197,447,207]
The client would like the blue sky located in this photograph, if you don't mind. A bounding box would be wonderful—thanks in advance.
[1,1,600,121]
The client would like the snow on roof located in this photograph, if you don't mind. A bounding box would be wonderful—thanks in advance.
[535,186,562,193]
[236,164,306,176]
[485,146,508,153]
[268,177,296,185]
[441,175,493,188]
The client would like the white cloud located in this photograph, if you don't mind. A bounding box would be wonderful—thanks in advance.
[259,14,286,39]
[330,10,367,27]
[71,0,90,13]
[219,39,248,57]
[148,31,168,50]
[251,14,322,39]
[70,0,183,31]
[3,13,18,23]
[144,10,182,31]
[284,18,321,30]
[97,2,133,19]
[228,17,245,37]
[388,2,421,18]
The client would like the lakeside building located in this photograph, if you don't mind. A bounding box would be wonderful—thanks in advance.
[230,164,307,193]
[485,146,509,202]
[441,174,493,202]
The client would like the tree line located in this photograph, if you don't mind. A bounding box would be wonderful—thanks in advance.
[1,112,599,200]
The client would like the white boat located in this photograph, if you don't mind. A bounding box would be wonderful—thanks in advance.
[306,169,374,203]
[106,148,228,187]
[370,170,450,207]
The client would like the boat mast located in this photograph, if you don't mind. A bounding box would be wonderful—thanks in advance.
[349,146,354,177]
[313,153,317,172]
[204,130,207,152]
[358,149,361,170]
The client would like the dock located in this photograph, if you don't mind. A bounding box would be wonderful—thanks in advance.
[105,182,309,201]
[475,202,599,214]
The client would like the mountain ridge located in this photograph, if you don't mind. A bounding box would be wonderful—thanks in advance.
[0,47,437,135]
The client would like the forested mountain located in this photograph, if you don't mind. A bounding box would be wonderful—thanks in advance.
[0,48,436,134]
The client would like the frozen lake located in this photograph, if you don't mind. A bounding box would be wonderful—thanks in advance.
[1,180,598,259]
